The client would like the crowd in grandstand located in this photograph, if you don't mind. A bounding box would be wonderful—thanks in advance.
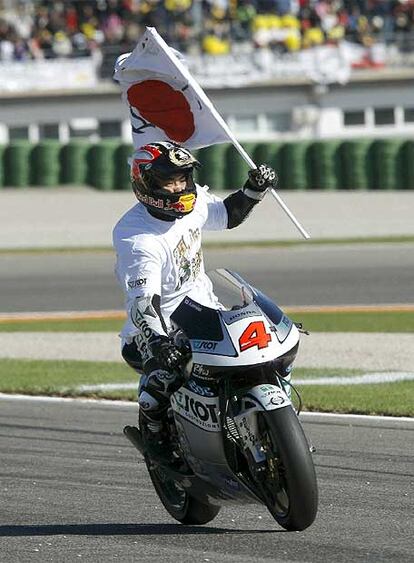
[0,0,413,63]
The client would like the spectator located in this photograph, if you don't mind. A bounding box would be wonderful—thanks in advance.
[0,0,413,64]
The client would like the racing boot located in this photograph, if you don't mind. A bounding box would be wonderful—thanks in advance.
[138,369,182,465]
[140,410,176,465]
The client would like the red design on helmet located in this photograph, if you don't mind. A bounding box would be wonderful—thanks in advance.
[131,144,162,183]
[130,142,199,220]
[127,80,195,143]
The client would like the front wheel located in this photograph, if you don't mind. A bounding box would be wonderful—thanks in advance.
[147,461,220,525]
[257,407,318,531]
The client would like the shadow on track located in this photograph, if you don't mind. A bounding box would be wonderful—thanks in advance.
[0,523,282,536]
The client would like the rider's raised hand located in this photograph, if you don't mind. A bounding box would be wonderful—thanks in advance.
[243,163,278,201]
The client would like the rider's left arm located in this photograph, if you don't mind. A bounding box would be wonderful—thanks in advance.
[224,164,278,229]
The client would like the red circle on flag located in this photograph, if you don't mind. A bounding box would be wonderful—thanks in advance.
[127,80,195,143]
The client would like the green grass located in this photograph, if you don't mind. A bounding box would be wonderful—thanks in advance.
[1,310,412,333]
[0,359,412,416]
[0,318,125,332]
[0,358,136,396]
[290,311,414,333]
[297,381,414,417]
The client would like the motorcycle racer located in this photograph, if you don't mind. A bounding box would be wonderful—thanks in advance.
[113,141,278,463]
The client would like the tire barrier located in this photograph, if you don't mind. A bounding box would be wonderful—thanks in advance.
[114,143,134,190]
[60,141,90,185]
[0,144,5,188]
[400,140,414,190]
[87,141,119,191]
[225,143,256,189]
[371,139,406,191]
[196,144,227,190]
[253,142,283,176]
[31,141,61,187]
[3,142,32,187]
[340,140,374,190]
[310,141,342,190]
[280,141,312,190]
[0,139,413,190]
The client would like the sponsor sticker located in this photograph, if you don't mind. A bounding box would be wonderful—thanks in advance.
[184,297,202,312]
[127,278,147,289]
[224,308,260,325]
[187,379,215,397]
[192,363,210,377]
[171,388,220,432]
[192,340,218,351]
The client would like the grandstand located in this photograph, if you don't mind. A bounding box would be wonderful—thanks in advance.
[1,0,414,143]
[1,0,414,62]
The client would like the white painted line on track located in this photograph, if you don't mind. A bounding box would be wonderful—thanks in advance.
[295,371,414,385]
[77,383,137,392]
[74,371,414,392]
[299,411,414,423]
[0,310,125,321]
[0,393,136,408]
[75,383,138,392]
[0,393,412,423]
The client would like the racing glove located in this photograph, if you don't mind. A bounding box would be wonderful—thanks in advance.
[243,163,278,201]
[149,335,183,371]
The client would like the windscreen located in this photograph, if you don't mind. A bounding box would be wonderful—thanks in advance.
[208,269,285,326]
[207,269,255,310]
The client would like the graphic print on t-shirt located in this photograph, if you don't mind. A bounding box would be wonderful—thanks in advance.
[173,227,202,290]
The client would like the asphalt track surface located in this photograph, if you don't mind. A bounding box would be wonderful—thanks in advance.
[1,396,413,563]
[1,243,413,313]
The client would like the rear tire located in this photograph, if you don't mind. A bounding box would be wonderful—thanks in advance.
[147,461,221,525]
[138,411,220,525]
[258,407,318,531]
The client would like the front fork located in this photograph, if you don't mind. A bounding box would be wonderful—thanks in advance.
[219,376,292,473]
[233,383,292,462]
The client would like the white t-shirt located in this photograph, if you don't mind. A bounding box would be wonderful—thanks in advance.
[113,184,228,340]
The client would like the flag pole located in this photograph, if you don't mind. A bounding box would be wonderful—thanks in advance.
[148,28,311,240]
[230,138,311,240]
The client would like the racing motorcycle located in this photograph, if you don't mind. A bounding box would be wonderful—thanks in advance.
[124,269,318,531]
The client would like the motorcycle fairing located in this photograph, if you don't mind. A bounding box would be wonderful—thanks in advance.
[172,299,299,368]
[171,387,221,433]
[244,384,292,411]
[171,296,238,358]
[170,389,265,504]
[170,380,293,504]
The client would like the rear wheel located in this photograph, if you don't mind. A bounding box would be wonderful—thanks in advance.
[256,407,318,531]
[146,461,221,525]
[138,411,220,525]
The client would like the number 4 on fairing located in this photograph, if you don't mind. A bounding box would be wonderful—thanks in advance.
[239,321,272,352]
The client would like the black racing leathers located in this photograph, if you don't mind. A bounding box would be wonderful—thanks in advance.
[223,190,259,229]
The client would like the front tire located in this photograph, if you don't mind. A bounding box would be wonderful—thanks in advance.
[258,407,318,531]
[147,461,220,525]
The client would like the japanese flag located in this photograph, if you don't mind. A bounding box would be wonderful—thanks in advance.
[113,27,235,150]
